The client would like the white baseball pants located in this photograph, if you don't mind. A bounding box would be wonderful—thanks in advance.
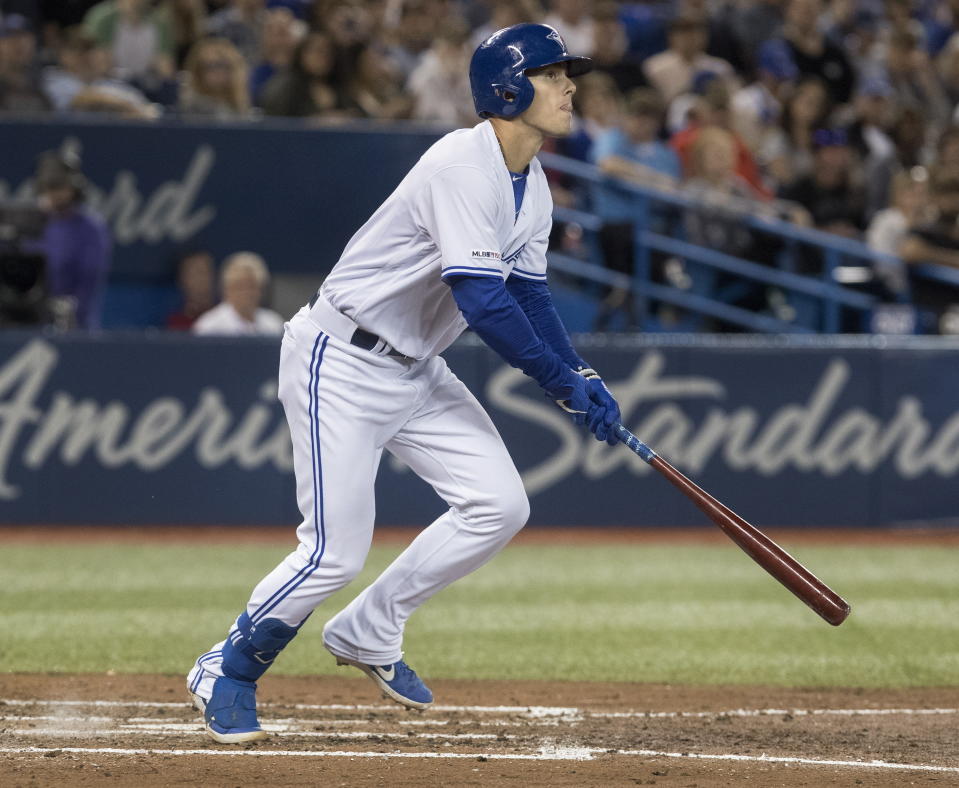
[191,298,528,696]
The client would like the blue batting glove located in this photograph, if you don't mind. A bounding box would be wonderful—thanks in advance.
[546,369,592,426]
[579,369,621,445]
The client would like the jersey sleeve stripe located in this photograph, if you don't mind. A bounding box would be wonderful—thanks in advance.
[510,267,547,281]
[441,267,505,279]
[442,265,503,274]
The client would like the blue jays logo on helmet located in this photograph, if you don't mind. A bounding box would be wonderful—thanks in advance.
[469,23,593,119]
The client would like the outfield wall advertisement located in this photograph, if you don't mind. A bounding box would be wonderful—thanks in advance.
[2,333,958,528]
[0,118,441,281]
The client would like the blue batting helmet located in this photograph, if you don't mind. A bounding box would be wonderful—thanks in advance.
[469,23,593,119]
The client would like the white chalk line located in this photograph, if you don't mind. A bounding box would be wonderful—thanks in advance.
[0,746,589,762]
[0,699,615,719]
[616,749,959,774]
[1,745,958,773]
[598,707,959,719]
[6,726,511,742]
[0,714,461,727]
[3,698,957,721]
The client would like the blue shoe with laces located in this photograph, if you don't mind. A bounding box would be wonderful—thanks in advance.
[191,675,269,744]
[333,654,433,710]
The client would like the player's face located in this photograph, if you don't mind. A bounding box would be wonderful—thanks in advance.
[522,63,576,137]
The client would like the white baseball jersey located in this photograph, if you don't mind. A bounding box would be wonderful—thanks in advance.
[321,119,552,359]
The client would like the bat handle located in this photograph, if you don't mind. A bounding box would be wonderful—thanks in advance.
[614,423,658,464]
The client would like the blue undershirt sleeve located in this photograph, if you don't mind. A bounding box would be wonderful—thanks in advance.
[505,277,587,371]
[447,275,577,398]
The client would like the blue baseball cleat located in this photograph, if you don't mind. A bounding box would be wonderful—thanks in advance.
[191,675,269,744]
[333,654,433,710]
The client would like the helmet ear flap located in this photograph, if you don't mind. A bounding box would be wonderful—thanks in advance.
[489,77,533,117]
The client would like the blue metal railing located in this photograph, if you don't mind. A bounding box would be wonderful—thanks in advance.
[538,151,941,333]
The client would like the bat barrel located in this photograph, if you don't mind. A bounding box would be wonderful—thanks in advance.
[615,424,851,626]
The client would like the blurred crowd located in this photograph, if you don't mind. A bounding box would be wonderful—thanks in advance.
[4,0,959,332]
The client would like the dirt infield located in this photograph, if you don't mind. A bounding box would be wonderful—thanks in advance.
[2,674,957,787]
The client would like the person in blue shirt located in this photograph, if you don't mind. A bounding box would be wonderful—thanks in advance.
[589,87,681,330]
[34,151,111,330]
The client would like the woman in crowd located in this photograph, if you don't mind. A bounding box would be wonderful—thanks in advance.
[346,42,412,120]
[764,75,831,188]
[178,36,251,119]
[261,30,354,118]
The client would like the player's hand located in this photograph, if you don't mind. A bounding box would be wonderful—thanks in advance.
[547,370,591,426]
[579,368,621,445]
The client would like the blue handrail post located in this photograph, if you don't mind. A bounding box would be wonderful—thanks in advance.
[632,192,651,328]
[823,248,841,332]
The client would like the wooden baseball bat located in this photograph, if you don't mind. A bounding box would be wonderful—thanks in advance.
[614,424,851,626]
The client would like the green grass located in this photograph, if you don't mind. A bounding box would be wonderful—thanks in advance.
[1,540,957,688]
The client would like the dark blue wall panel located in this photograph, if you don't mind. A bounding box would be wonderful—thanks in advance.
[1,333,957,528]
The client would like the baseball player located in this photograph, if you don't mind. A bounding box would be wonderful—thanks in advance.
[187,23,622,743]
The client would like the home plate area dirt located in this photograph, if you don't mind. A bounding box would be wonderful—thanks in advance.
[1,675,957,787]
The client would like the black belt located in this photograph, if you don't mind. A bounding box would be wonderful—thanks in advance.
[349,326,413,359]
[309,291,413,361]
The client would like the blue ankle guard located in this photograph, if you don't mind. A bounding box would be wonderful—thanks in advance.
[221,612,298,682]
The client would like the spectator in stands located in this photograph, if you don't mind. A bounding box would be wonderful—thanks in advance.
[42,26,154,117]
[167,248,215,330]
[261,30,353,118]
[590,87,681,330]
[882,28,951,131]
[778,0,855,104]
[380,0,437,80]
[866,167,929,298]
[687,0,749,75]
[923,0,959,57]
[192,251,284,336]
[347,41,412,120]
[764,75,831,188]
[867,0,928,73]
[168,0,206,67]
[543,0,595,57]
[469,0,542,50]
[899,169,959,332]
[684,125,760,256]
[936,126,959,174]
[644,14,737,104]
[731,39,800,165]
[780,128,866,238]
[825,2,881,75]
[890,105,930,170]
[683,124,789,322]
[83,0,175,83]
[847,76,895,163]
[407,21,473,127]
[249,6,304,105]
[33,1,102,49]
[313,0,375,51]
[557,70,622,162]
[588,1,646,94]
[900,170,959,269]
[845,76,897,217]
[729,0,785,73]
[938,34,959,110]
[671,76,771,199]
[0,13,50,113]
[206,0,265,65]
[33,149,112,330]
[593,88,681,192]
[178,36,251,119]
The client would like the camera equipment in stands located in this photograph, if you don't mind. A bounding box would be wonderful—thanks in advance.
[0,202,49,326]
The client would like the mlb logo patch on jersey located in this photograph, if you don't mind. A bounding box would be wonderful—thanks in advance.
[471,250,501,260]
